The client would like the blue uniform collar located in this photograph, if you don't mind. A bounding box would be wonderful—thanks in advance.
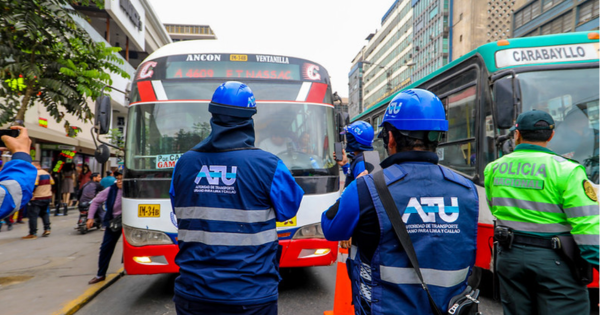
[380,150,439,168]
[193,114,255,152]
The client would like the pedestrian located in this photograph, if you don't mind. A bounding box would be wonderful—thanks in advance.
[87,171,123,284]
[100,170,116,189]
[0,126,36,221]
[484,109,599,315]
[59,162,75,214]
[22,160,55,239]
[321,89,479,315]
[78,163,92,190]
[336,121,375,188]
[170,81,304,315]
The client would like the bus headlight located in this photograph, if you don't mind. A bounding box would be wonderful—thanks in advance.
[124,225,173,246]
[292,223,325,240]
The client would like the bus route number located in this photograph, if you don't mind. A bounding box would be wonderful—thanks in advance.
[138,204,161,217]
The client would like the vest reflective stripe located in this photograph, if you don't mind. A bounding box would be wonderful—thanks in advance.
[497,219,572,233]
[178,228,277,246]
[175,206,275,223]
[0,180,22,211]
[492,197,562,214]
[380,265,469,288]
[574,234,600,246]
[564,205,599,218]
[350,245,358,260]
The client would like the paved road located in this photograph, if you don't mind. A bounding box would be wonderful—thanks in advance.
[77,265,505,315]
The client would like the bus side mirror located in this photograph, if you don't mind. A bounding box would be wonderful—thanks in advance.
[336,112,350,142]
[493,78,517,129]
[94,144,110,164]
[95,96,112,135]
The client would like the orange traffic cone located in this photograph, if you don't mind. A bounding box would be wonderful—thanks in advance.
[324,246,355,315]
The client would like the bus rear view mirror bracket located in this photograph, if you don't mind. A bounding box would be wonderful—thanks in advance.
[492,72,520,130]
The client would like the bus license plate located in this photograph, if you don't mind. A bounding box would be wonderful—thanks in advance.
[138,204,160,217]
[276,216,296,227]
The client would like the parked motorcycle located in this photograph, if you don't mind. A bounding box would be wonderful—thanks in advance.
[77,201,101,234]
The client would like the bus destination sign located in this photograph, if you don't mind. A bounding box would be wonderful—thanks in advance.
[495,43,599,68]
[164,54,324,81]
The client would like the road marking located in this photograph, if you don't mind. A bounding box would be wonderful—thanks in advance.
[52,268,124,315]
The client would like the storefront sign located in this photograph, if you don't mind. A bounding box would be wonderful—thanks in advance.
[41,144,76,151]
[156,154,183,169]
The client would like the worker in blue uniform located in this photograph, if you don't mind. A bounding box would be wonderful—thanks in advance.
[321,89,479,315]
[336,121,374,188]
[0,126,36,220]
[170,81,304,315]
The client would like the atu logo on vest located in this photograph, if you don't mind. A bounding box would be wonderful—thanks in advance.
[195,165,237,186]
[403,197,459,223]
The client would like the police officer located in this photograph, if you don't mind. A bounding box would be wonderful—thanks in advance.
[336,121,375,188]
[170,81,304,315]
[321,89,479,315]
[484,109,599,315]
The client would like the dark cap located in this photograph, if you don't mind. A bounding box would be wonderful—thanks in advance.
[510,110,555,132]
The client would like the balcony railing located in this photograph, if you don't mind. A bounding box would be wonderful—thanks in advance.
[71,14,136,79]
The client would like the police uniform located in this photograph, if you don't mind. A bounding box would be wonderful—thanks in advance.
[484,110,599,315]
[170,82,304,315]
[322,89,479,315]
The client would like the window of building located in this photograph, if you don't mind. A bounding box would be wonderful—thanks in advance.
[541,11,573,34]
[578,0,600,25]
[543,0,565,11]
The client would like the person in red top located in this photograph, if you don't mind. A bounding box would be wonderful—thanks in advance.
[78,164,91,189]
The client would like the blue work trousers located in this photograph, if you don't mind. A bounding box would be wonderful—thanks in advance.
[174,295,277,315]
[97,227,121,277]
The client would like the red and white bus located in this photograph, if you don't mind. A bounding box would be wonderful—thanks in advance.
[120,41,342,274]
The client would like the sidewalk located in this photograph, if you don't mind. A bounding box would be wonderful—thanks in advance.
[0,212,124,315]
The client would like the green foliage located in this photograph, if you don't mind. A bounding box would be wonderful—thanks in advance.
[0,0,130,131]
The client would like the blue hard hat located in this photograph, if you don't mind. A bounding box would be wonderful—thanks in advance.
[208,81,257,118]
[342,121,374,147]
[380,89,448,131]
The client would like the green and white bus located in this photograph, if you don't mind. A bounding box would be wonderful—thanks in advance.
[353,31,599,287]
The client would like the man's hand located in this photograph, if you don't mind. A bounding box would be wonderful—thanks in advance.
[340,238,352,249]
[1,126,30,154]
[334,149,348,166]
[86,218,95,229]
[356,170,369,178]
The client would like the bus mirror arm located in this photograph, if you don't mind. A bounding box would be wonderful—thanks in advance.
[91,126,122,151]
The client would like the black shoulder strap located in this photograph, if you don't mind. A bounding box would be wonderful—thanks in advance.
[372,170,443,315]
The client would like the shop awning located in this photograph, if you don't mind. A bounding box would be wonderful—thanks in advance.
[25,124,79,146]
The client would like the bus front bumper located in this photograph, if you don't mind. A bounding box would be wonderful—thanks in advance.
[279,239,338,268]
[123,233,180,275]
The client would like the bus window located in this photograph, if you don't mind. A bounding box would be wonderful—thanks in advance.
[437,85,477,176]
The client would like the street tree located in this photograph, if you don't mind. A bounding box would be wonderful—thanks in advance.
[0,0,130,135]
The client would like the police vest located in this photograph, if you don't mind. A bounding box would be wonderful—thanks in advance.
[484,144,599,264]
[349,163,479,314]
[171,148,302,305]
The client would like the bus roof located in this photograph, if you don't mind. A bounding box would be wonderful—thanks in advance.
[143,40,320,65]
[352,31,599,122]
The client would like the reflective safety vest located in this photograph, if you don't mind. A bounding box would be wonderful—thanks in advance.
[170,148,303,305]
[344,152,366,188]
[484,143,600,265]
[349,163,479,315]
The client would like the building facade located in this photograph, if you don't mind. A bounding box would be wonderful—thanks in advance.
[512,0,599,37]
[353,0,414,120]
[11,0,171,194]
[164,24,217,41]
[412,0,451,81]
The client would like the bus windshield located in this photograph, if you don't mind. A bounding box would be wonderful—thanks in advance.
[125,101,337,176]
[518,67,599,183]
